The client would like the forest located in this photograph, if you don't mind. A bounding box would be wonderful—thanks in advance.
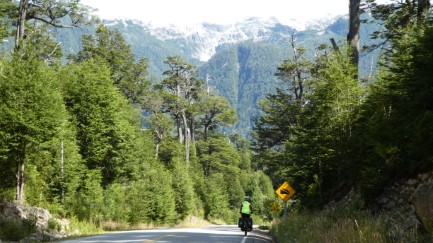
[0,0,433,242]
[254,0,433,206]
[0,0,274,234]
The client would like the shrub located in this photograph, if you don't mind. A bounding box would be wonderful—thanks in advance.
[0,216,37,241]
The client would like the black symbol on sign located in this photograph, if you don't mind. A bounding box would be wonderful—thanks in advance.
[281,188,291,195]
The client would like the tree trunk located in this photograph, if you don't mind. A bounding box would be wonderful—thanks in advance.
[15,0,29,50]
[182,112,190,164]
[16,163,25,204]
[348,0,360,78]
[155,128,164,159]
[176,116,183,144]
[15,143,26,204]
[204,122,209,141]
[155,143,160,159]
[417,0,431,22]
[190,117,195,143]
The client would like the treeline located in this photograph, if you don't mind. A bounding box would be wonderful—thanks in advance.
[0,1,274,226]
[253,0,433,207]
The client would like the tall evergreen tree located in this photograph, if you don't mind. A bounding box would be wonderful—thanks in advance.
[292,47,363,204]
[0,55,67,204]
[199,92,238,140]
[353,25,433,201]
[253,40,311,182]
[61,59,143,187]
[73,24,151,104]
[159,55,204,164]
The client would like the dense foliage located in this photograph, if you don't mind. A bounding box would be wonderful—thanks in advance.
[0,0,274,230]
[253,0,433,208]
[1,1,433,240]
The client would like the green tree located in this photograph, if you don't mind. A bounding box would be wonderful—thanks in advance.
[13,25,64,63]
[127,162,176,224]
[147,112,173,158]
[61,59,143,187]
[362,0,431,57]
[159,55,204,164]
[290,46,363,205]
[252,89,297,181]
[255,43,364,207]
[353,25,433,201]
[231,134,252,170]
[204,173,231,222]
[0,55,67,204]
[196,136,241,177]
[170,158,195,221]
[103,183,130,223]
[0,0,16,39]
[199,92,238,140]
[13,0,90,50]
[69,169,104,223]
[253,39,311,183]
[73,24,151,104]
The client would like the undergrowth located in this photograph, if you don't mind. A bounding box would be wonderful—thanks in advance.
[0,216,37,241]
[271,209,432,243]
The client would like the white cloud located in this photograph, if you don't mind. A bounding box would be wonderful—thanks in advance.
[80,0,387,27]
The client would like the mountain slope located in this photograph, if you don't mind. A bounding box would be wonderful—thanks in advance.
[53,15,382,137]
[198,42,291,135]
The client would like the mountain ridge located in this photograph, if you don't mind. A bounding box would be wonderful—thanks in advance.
[54,14,380,137]
[101,15,346,62]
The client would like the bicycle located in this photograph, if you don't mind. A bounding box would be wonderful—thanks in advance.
[238,215,253,236]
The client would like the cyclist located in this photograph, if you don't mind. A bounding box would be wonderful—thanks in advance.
[239,196,253,231]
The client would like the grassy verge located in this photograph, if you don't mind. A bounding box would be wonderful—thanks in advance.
[270,209,432,243]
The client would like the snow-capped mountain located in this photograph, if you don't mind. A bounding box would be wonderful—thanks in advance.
[54,14,378,137]
[102,15,344,62]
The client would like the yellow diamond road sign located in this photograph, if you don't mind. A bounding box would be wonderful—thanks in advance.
[275,181,296,202]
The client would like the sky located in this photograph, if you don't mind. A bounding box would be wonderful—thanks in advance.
[80,0,356,27]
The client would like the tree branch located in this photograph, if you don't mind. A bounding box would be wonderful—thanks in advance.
[31,16,74,28]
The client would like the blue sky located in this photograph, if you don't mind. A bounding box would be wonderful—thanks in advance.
[81,0,359,26]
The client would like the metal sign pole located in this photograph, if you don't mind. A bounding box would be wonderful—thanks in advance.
[283,201,287,220]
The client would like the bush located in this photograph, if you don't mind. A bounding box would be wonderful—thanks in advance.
[0,216,37,241]
[48,218,62,232]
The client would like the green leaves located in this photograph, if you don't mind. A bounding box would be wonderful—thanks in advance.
[353,26,433,201]
[254,43,365,206]
[0,16,276,227]
[62,59,143,186]
[0,55,67,203]
[73,25,151,104]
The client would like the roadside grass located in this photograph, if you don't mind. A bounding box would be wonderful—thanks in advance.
[100,216,212,231]
[68,216,104,236]
[271,210,387,243]
[270,209,433,243]
[175,216,213,228]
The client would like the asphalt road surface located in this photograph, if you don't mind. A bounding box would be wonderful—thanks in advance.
[58,225,272,243]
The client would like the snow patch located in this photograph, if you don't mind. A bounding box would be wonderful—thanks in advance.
[102,15,346,62]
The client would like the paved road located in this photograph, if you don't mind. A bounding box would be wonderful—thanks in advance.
[59,225,271,243]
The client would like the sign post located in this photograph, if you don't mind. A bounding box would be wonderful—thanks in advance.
[283,201,287,220]
[275,181,296,219]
